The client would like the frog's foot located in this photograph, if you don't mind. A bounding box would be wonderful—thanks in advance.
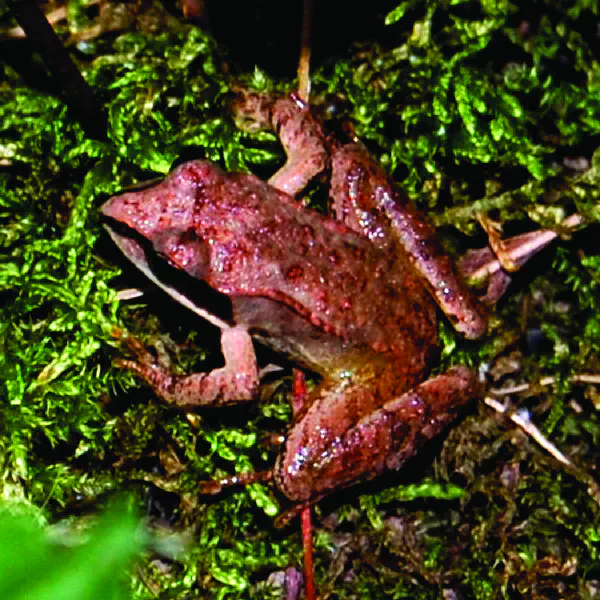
[460,213,583,304]
[115,326,259,409]
[458,246,512,305]
[275,366,480,504]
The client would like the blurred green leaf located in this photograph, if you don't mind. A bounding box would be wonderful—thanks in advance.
[0,503,142,600]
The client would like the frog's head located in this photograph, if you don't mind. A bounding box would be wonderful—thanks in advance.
[101,161,220,239]
[101,161,217,279]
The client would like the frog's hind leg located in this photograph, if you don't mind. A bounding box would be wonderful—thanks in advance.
[115,326,259,409]
[330,143,487,340]
[274,366,480,504]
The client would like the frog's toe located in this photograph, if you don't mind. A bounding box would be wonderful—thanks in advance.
[117,333,173,368]
[114,356,175,396]
[118,334,149,358]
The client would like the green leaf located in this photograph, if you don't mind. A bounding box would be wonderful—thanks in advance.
[0,502,142,600]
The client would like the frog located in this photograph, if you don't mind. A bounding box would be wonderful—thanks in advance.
[101,92,488,514]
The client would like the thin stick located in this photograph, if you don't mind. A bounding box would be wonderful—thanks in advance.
[8,0,107,140]
[295,9,322,588]
[484,397,572,466]
[485,395,600,509]
[297,0,313,103]
[490,373,600,396]
[116,288,145,301]
[293,369,316,600]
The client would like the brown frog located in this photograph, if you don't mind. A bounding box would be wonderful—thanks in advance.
[101,93,487,511]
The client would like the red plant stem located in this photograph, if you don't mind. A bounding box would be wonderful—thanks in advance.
[292,368,308,408]
[292,369,316,600]
[301,505,316,600]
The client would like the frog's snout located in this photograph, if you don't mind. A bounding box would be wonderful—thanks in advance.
[100,192,142,233]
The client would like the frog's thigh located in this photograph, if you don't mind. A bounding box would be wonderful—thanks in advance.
[375,366,479,471]
[279,367,478,501]
[120,326,259,409]
[340,366,478,483]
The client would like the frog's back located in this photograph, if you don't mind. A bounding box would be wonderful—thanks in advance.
[102,160,439,376]
[184,162,439,374]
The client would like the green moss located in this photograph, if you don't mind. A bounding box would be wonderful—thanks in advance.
[1,0,600,598]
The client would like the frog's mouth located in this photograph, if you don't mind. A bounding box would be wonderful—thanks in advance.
[102,221,232,331]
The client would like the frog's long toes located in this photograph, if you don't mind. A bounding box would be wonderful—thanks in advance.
[120,335,171,369]
[114,357,174,396]
[119,334,150,358]
[114,355,162,380]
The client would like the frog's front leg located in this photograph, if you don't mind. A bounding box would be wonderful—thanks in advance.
[117,326,259,409]
[275,366,479,504]
[331,144,487,339]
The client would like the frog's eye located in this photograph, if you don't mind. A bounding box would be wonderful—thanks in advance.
[152,228,209,280]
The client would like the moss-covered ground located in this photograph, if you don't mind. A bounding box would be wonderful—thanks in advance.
[1,1,600,598]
